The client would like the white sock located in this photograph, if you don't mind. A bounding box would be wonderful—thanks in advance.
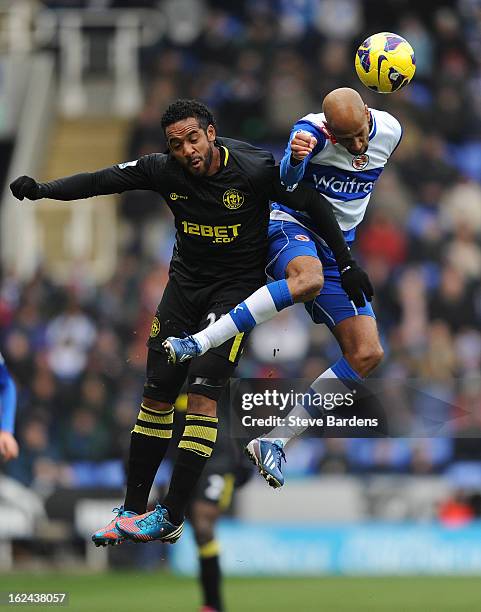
[194,314,239,353]
[267,368,343,448]
[193,282,293,354]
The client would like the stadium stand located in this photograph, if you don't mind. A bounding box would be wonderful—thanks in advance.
[1,0,481,568]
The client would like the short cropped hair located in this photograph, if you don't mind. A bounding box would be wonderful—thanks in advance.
[160,99,217,133]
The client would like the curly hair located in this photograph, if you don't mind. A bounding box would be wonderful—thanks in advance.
[160,99,217,133]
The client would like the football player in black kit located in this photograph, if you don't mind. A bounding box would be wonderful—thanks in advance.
[10,99,372,547]
[180,389,252,612]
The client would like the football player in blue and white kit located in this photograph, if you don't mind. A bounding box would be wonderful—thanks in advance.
[0,352,18,462]
[164,88,402,487]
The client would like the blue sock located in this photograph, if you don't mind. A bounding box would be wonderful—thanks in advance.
[228,280,293,333]
[331,357,362,385]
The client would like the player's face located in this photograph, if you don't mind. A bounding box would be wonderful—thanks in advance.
[166,118,216,176]
[326,105,370,156]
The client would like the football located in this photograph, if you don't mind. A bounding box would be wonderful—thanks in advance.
[355,32,416,93]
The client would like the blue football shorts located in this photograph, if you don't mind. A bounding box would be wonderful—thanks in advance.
[265,219,375,330]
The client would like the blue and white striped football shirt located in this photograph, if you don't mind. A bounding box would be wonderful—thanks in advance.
[272,108,403,240]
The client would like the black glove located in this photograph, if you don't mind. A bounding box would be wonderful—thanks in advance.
[339,259,374,308]
[10,176,41,201]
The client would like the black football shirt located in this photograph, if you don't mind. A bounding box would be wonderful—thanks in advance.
[38,136,350,283]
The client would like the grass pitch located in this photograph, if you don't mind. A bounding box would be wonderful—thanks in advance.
[0,572,479,611]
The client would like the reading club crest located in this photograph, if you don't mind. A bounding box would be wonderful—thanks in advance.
[223,189,244,210]
[352,154,369,170]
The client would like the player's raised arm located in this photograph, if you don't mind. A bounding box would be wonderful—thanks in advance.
[9,154,165,202]
[258,165,373,307]
[279,122,325,187]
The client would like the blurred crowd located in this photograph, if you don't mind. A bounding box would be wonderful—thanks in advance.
[2,0,481,500]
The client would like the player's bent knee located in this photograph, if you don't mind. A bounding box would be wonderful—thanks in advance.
[286,256,324,302]
[368,344,384,369]
[141,396,172,411]
[143,380,177,405]
[349,344,384,376]
[288,272,324,302]
[187,391,218,417]
[188,375,228,403]
[374,344,384,364]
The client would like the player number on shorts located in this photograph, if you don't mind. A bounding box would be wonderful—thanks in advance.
[205,474,225,501]
[206,312,217,327]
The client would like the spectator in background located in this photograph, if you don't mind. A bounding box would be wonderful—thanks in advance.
[445,223,481,281]
[314,0,363,40]
[440,179,481,235]
[405,181,444,266]
[419,320,458,383]
[429,265,477,332]
[45,292,97,382]
[60,408,110,463]
[2,329,35,389]
[314,40,361,99]
[7,419,52,487]
[266,48,315,139]
[397,133,459,194]
[358,209,407,268]
[400,14,433,81]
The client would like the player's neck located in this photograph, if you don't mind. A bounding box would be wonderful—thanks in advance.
[206,145,221,176]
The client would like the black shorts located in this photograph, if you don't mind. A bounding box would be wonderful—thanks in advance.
[144,273,263,404]
[193,436,253,510]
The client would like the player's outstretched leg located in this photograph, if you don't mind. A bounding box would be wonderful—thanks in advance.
[116,503,184,543]
[91,506,138,547]
[118,409,219,544]
[247,319,384,488]
[163,280,295,364]
[245,438,286,489]
[245,357,360,490]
